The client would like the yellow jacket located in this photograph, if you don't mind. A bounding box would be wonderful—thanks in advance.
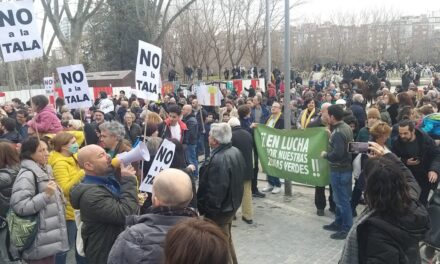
[48,151,85,220]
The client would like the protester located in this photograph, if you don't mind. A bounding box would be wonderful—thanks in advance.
[99,121,138,180]
[124,112,142,145]
[297,98,319,129]
[308,102,335,216]
[322,104,354,240]
[356,108,381,142]
[340,146,429,264]
[16,109,29,139]
[84,109,106,145]
[163,218,232,264]
[198,123,245,264]
[0,141,20,217]
[392,119,440,206]
[70,145,138,264]
[220,100,238,122]
[182,104,198,178]
[48,132,86,264]
[350,94,366,129]
[384,93,399,124]
[191,99,208,157]
[10,137,69,263]
[97,92,115,116]
[351,121,392,217]
[0,141,21,263]
[260,102,284,194]
[108,169,197,264]
[27,95,63,134]
[0,117,22,144]
[229,117,254,224]
[161,105,187,143]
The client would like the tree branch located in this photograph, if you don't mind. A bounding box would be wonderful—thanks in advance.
[154,0,196,45]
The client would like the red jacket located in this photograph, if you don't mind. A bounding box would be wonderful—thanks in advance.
[267,83,276,98]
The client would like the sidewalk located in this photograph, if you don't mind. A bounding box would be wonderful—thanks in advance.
[233,180,355,264]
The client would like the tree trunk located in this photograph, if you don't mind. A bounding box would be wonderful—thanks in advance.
[7,62,17,91]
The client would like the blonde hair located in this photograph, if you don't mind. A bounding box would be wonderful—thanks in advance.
[147,112,163,125]
[367,108,381,119]
[51,132,75,152]
[369,121,392,140]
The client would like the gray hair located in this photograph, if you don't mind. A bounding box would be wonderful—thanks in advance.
[320,102,332,110]
[228,117,240,127]
[353,94,364,103]
[139,109,149,120]
[99,121,125,140]
[210,123,232,144]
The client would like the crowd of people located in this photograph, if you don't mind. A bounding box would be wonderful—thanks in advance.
[0,62,440,263]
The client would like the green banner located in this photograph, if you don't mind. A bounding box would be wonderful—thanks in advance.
[254,126,330,187]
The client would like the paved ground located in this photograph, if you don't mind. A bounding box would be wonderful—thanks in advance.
[233,181,347,264]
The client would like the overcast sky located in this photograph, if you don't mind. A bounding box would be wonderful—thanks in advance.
[292,0,440,23]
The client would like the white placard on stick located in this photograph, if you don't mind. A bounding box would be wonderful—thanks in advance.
[196,83,222,106]
[139,139,175,193]
[43,76,55,95]
[57,64,92,110]
[135,40,162,101]
[0,0,43,62]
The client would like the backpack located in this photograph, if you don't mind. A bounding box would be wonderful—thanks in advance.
[6,169,39,258]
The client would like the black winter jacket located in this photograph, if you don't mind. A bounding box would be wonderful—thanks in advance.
[346,153,426,264]
[324,121,354,171]
[357,201,429,264]
[182,113,198,145]
[231,126,253,181]
[70,176,138,264]
[198,143,245,223]
[392,128,440,183]
[0,130,22,143]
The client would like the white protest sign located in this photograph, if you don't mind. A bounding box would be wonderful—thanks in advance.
[57,64,92,110]
[139,139,175,193]
[43,77,55,95]
[196,84,222,106]
[0,0,43,62]
[135,40,162,101]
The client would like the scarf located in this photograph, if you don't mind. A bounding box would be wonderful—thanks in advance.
[82,174,121,197]
[339,209,376,264]
[266,113,281,128]
[300,108,315,128]
[145,206,198,218]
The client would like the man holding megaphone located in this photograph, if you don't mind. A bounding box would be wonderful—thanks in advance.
[70,144,139,264]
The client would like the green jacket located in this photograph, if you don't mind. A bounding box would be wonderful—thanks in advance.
[324,121,354,171]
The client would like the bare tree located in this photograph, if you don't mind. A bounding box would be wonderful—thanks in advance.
[200,0,228,77]
[135,0,196,46]
[40,0,105,64]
